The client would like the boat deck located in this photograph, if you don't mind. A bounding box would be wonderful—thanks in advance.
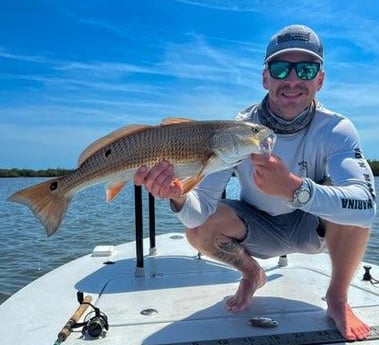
[1,232,379,345]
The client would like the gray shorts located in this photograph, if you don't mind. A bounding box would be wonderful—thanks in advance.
[220,199,326,259]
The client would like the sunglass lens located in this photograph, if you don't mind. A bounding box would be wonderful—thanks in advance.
[296,63,319,80]
[269,62,290,79]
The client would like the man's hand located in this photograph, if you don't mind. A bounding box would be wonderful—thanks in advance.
[251,153,302,200]
[134,160,186,209]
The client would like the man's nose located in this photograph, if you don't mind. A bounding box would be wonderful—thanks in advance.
[285,67,300,82]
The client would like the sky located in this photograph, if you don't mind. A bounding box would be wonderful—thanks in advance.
[1,0,379,169]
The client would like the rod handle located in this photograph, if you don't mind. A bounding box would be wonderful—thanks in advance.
[57,295,92,341]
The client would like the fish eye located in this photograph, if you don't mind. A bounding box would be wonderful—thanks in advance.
[250,127,259,133]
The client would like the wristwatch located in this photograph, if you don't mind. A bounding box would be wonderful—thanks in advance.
[292,179,311,207]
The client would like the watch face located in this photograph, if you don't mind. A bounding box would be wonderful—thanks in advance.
[298,189,310,203]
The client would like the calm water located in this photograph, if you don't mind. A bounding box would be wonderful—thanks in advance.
[1,177,378,304]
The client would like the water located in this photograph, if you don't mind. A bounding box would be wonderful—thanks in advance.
[1,177,378,305]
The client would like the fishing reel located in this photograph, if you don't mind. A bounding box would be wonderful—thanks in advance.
[74,291,109,338]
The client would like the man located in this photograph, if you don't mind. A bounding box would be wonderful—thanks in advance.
[134,25,376,341]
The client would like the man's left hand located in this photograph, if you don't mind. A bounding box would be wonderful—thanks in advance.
[251,153,302,200]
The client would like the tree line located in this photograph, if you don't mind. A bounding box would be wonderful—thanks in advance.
[0,168,73,178]
[1,160,379,177]
[368,160,379,176]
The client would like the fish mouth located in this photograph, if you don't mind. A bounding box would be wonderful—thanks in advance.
[259,133,277,154]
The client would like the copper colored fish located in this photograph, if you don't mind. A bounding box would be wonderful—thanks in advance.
[7,118,275,236]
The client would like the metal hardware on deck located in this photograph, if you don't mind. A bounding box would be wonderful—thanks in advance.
[363,265,373,280]
[362,265,379,285]
[140,308,158,316]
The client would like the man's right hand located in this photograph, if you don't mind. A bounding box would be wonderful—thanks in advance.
[133,161,186,209]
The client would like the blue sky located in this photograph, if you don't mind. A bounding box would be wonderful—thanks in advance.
[1,0,379,169]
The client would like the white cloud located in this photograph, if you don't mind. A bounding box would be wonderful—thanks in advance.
[0,47,47,63]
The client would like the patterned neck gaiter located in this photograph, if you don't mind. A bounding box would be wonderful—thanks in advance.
[258,94,316,134]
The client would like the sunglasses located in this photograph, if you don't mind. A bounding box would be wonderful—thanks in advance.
[267,61,321,80]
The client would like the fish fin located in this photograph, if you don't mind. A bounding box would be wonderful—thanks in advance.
[7,177,71,236]
[171,178,183,189]
[160,117,195,125]
[106,181,127,202]
[181,175,205,194]
[78,124,154,166]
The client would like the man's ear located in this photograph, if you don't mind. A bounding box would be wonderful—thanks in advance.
[262,69,270,90]
[316,70,325,91]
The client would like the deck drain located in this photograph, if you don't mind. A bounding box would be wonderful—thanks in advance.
[140,308,158,316]
[170,235,184,239]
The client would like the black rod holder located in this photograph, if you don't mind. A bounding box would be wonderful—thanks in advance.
[134,185,144,272]
[148,193,156,252]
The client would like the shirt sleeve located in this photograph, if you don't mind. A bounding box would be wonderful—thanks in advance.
[293,119,376,227]
[172,168,233,228]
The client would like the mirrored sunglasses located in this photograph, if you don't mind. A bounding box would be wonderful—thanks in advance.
[268,61,321,80]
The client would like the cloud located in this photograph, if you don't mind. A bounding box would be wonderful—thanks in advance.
[173,0,265,12]
[0,47,47,63]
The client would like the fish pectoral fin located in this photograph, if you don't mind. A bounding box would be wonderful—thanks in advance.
[106,181,128,202]
[181,175,204,194]
[180,153,215,193]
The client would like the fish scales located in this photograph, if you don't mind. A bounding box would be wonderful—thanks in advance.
[114,121,219,165]
[82,121,222,177]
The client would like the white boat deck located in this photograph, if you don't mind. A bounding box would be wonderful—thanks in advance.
[1,232,379,345]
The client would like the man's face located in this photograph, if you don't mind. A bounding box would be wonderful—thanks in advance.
[262,52,325,120]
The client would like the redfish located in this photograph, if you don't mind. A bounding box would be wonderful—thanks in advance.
[8,118,275,236]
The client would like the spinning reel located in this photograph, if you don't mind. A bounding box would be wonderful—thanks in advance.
[74,291,109,338]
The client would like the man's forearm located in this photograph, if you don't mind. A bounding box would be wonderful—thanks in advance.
[169,196,186,212]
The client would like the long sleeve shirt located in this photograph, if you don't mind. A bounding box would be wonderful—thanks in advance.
[174,102,376,229]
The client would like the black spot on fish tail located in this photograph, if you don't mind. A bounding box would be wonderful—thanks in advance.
[49,181,58,191]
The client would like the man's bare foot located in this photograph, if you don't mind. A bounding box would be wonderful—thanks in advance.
[225,266,267,312]
[327,298,371,341]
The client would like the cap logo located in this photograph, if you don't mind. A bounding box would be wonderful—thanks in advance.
[277,31,310,44]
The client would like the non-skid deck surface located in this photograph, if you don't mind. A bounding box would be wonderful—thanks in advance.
[1,233,379,345]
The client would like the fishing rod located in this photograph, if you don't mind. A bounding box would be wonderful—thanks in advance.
[53,291,109,345]
[53,293,92,345]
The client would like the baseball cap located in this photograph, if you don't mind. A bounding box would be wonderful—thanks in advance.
[264,25,323,63]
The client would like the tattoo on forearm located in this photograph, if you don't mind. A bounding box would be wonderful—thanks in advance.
[214,237,245,267]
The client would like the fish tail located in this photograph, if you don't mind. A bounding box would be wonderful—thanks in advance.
[7,177,72,236]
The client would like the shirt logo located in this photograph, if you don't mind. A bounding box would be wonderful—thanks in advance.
[298,160,308,176]
[341,198,374,210]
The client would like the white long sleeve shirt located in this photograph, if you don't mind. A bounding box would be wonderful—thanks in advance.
[174,102,376,228]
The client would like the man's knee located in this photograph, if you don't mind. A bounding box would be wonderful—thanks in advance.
[322,221,371,250]
[185,227,200,250]
[184,203,246,253]
[323,220,370,235]
[185,223,219,253]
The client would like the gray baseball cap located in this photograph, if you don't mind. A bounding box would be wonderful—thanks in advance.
[264,25,323,63]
